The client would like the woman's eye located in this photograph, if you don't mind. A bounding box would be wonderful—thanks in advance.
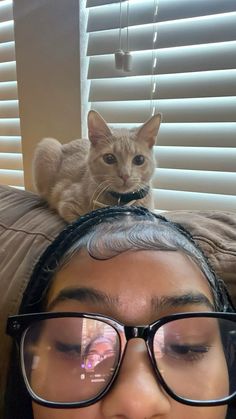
[133,155,145,165]
[103,154,117,164]
[165,343,210,362]
[54,341,82,358]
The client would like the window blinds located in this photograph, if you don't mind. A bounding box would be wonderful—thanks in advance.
[85,0,236,211]
[0,0,23,188]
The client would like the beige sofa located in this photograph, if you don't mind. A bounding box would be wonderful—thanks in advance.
[0,184,236,413]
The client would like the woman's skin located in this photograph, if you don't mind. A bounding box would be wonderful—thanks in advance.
[33,250,228,419]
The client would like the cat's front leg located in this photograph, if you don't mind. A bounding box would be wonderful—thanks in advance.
[57,200,85,222]
[54,183,90,222]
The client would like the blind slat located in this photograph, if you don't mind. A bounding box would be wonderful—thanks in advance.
[155,147,236,172]
[0,135,21,152]
[0,152,22,170]
[0,1,13,23]
[87,0,236,18]
[0,41,15,63]
[153,169,236,195]
[87,0,123,6]
[0,168,23,186]
[92,97,236,123]
[0,61,16,81]
[88,42,236,78]
[0,100,19,117]
[0,20,14,43]
[153,189,236,211]
[88,0,236,31]
[0,81,17,99]
[157,123,236,147]
[0,119,21,135]
[90,70,236,101]
[87,14,236,55]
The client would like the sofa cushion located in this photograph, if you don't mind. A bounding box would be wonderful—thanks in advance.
[0,185,65,414]
[166,211,236,305]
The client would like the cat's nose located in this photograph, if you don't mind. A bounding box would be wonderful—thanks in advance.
[119,174,129,183]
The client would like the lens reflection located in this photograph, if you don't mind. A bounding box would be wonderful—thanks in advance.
[23,317,119,403]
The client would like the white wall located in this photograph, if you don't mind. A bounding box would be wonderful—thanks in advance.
[13,0,82,190]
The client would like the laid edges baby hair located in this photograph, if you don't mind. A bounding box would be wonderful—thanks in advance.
[20,206,162,313]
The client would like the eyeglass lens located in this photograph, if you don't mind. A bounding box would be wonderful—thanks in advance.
[22,317,120,403]
[153,317,235,402]
[21,316,236,404]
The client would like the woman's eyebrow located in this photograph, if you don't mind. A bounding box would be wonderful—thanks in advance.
[48,286,118,310]
[152,293,215,312]
[48,287,214,313]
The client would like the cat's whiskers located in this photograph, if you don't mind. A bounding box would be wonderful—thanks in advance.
[129,177,140,184]
[90,179,110,200]
[90,180,111,209]
[92,177,125,208]
[92,183,112,210]
[136,182,146,190]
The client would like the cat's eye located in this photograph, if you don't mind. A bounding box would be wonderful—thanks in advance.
[133,155,145,165]
[103,154,117,164]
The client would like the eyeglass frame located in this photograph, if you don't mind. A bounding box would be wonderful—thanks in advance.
[7,311,236,409]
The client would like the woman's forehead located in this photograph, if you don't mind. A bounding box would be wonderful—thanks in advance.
[46,250,214,323]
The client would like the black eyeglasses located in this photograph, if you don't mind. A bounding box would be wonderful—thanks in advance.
[7,311,236,409]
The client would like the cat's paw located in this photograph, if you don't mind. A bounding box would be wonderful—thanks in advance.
[57,201,84,223]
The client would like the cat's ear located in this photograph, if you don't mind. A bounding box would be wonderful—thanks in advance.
[136,113,162,148]
[88,110,112,145]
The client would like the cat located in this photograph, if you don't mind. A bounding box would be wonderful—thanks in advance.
[33,110,162,222]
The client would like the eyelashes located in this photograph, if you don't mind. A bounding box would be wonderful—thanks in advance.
[162,343,210,362]
[54,340,82,358]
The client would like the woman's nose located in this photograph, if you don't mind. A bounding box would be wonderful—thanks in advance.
[101,339,171,418]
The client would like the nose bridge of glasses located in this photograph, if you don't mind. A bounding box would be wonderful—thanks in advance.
[124,325,149,341]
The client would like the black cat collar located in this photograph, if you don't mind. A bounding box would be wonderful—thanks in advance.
[109,186,150,205]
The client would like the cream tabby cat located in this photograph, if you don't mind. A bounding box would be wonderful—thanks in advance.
[33,110,162,222]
